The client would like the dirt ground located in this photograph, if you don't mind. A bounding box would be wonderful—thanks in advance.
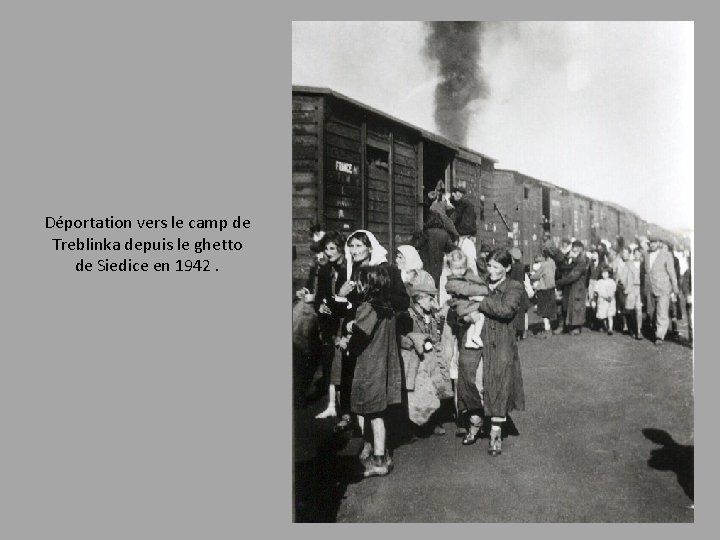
[293,313,693,523]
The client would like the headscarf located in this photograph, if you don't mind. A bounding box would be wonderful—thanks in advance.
[345,229,388,280]
[397,245,424,284]
[397,245,424,271]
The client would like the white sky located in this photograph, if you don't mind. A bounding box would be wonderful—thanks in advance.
[292,21,693,232]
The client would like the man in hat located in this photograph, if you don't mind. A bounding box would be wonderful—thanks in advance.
[449,186,478,275]
[643,236,679,345]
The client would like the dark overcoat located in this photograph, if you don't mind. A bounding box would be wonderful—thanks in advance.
[424,226,455,286]
[477,279,526,417]
[556,254,589,326]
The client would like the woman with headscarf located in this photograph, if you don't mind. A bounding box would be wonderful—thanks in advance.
[396,245,436,294]
[329,231,410,439]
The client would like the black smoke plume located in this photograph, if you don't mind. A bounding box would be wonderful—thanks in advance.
[424,22,488,145]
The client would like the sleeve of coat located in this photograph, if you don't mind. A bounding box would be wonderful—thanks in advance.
[556,258,587,287]
[386,265,411,311]
[445,278,490,297]
[353,302,378,336]
[665,254,679,293]
[477,281,522,321]
[530,265,544,282]
[616,263,628,288]
[681,269,691,296]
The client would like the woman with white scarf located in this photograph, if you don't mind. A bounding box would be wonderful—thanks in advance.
[396,245,436,293]
[318,233,409,405]
[327,230,409,476]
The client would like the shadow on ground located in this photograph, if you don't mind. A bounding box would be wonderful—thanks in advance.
[294,429,365,522]
[642,428,694,501]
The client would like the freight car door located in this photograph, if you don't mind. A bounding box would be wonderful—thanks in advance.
[365,146,391,248]
[324,119,363,234]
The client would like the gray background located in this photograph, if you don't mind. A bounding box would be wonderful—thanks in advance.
[0,0,712,536]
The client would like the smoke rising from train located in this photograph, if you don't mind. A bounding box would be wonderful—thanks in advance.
[424,22,488,145]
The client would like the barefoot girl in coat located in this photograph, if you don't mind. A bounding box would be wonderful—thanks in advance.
[343,265,403,477]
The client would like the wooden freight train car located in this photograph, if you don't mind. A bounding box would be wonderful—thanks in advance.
[292,86,497,289]
[486,170,545,264]
[568,191,593,247]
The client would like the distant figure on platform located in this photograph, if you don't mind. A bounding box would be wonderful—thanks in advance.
[555,241,589,335]
[586,248,601,330]
[611,247,629,333]
[509,247,530,340]
[595,265,617,335]
[643,237,679,346]
[624,247,645,340]
[681,255,692,343]
[530,248,557,338]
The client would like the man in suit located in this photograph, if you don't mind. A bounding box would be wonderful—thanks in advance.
[644,237,680,345]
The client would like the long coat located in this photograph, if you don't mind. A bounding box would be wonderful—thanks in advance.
[556,254,589,326]
[449,197,477,237]
[423,226,455,286]
[477,279,526,417]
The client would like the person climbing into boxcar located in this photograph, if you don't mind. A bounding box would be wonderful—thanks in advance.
[419,210,458,287]
[555,241,590,335]
[454,247,525,456]
[448,186,478,275]
[311,231,347,418]
[330,230,410,436]
[530,248,557,339]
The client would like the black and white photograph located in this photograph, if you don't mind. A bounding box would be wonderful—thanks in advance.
[291,21,693,522]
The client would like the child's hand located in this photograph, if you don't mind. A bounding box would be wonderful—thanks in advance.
[337,336,350,351]
[338,281,354,297]
[295,287,309,300]
[318,303,332,315]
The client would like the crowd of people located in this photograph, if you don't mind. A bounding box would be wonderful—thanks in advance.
[292,185,693,480]
[535,235,693,345]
